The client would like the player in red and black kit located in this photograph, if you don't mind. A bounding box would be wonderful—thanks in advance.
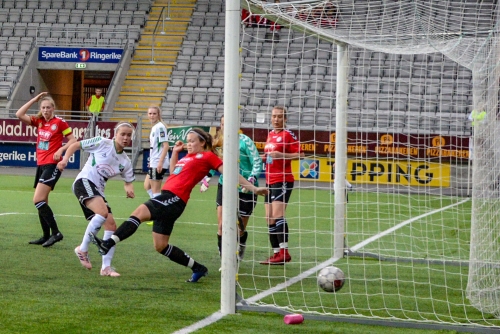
[89,128,268,283]
[16,92,76,247]
[261,106,304,265]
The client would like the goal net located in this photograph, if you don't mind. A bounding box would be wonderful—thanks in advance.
[234,0,500,330]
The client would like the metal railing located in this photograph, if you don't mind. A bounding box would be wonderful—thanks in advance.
[150,2,172,64]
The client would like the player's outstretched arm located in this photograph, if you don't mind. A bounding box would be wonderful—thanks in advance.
[217,165,268,196]
[57,140,81,171]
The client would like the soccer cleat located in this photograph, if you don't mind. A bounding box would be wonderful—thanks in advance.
[187,265,208,283]
[260,252,279,265]
[29,236,49,245]
[100,266,120,277]
[268,248,291,265]
[88,232,110,255]
[42,232,63,247]
[74,246,92,270]
[237,244,246,261]
[260,249,291,265]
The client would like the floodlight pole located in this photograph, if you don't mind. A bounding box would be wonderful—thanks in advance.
[334,42,348,259]
[221,0,241,315]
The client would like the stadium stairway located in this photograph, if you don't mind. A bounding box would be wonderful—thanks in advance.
[113,0,195,121]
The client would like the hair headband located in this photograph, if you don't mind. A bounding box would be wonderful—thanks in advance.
[187,130,206,141]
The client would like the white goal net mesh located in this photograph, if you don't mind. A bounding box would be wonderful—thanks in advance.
[234,0,500,329]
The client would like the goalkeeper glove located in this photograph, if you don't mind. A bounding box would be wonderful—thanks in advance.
[200,176,211,192]
[242,176,256,193]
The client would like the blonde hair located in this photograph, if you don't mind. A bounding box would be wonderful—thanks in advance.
[36,96,56,119]
[273,105,288,119]
[114,122,136,140]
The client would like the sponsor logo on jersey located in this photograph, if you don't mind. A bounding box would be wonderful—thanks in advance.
[51,124,57,131]
[38,129,52,141]
[196,153,203,159]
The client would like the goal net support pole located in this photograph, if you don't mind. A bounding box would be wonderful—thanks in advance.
[220,0,241,315]
[334,42,349,259]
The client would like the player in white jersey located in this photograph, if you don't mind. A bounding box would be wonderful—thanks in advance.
[144,106,170,199]
[57,122,136,277]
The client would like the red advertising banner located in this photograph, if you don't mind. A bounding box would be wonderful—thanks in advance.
[242,128,470,162]
[0,119,118,143]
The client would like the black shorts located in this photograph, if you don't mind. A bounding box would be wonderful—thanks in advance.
[148,167,167,181]
[216,183,257,217]
[144,190,186,236]
[34,164,62,190]
[265,181,294,204]
[73,178,111,220]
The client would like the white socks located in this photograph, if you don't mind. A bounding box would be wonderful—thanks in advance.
[80,214,106,252]
[147,189,153,198]
[102,230,116,270]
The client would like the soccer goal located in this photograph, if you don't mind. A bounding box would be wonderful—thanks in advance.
[225,0,500,331]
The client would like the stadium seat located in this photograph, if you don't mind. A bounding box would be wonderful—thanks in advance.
[57,9,71,24]
[132,11,146,26]
[164,86,180,103]
[124,0,138,11]
[107,10,120,25]
[82,10,95,24]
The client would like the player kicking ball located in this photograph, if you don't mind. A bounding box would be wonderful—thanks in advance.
[89,128,268,282]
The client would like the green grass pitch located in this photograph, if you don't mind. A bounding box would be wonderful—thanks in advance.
[0,172,492,333]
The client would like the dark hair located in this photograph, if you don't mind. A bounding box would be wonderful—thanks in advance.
[273,105,288,119]
[188,127,216,153]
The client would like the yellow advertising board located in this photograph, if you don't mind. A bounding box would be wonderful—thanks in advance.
[291,158,450,187]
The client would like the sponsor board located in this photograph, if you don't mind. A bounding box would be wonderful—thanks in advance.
[243,129,470,161]
[290,157,450,187]
[0,119,124,142]
[0,143,80,168]
[38,47,122,63]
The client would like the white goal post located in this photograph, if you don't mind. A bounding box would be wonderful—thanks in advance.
[218,0,500,331]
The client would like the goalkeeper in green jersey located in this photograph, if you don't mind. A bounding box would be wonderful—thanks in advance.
[200,117,262,261]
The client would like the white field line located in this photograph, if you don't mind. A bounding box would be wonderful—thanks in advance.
[173,197,471,334]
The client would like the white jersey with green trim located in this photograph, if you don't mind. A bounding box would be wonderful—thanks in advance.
[76,136,135,194]
[149,121,170,169]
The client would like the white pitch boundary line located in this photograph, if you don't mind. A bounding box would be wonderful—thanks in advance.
[173,198,471,334]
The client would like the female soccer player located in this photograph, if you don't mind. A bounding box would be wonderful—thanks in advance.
[144,106,169,199]
[200,117,262,261]
[260,106,304,265]
[89,128,268,283]
[16,92,77,247]
[57,122,135,277]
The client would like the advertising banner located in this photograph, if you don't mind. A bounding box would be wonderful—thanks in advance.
[165,125,212,145]
[0,143,80,168]
[292,157,450,187]
[242,128,470,162]
[0,119,134,169]
[38,47,122,63]
[0,119,123,142]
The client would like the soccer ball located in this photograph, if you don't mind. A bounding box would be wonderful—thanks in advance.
[317,266,345,292]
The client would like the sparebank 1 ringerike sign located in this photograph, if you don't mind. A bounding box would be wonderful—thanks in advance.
[38,47,122,63]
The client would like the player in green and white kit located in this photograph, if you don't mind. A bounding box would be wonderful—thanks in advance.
[57,122,136,276]
[200,117,262,260]
[144,106,170,199]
